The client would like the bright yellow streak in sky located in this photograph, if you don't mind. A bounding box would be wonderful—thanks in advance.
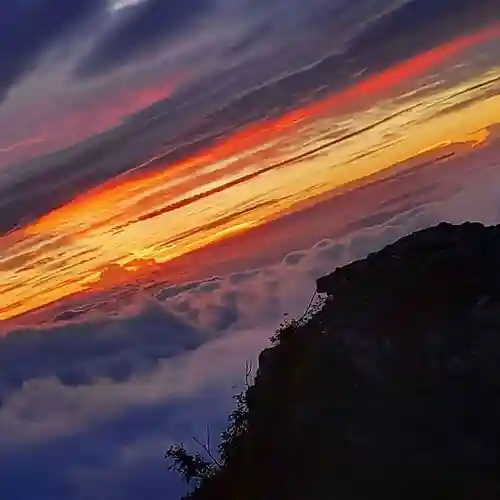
[1,47,500,320]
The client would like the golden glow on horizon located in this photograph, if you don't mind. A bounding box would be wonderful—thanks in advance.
[414,128,490,156]
[1,23,500,320]
[26,23,500,237]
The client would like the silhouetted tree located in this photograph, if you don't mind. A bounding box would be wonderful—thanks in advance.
[165,444,216,486]
[166,362,254,496]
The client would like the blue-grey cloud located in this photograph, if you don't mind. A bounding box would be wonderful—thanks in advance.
[2,2,500,499]
[75,0,215,78]
[0,0,498,235]
[348,0,500,70]
[0,297,206,396]
[0,392,231,500]
[0,0,104,102]
[2,154,500,498]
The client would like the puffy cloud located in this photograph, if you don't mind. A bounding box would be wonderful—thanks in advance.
[0,295,209,396]
[0,323,268,445]
[0,315,269,498]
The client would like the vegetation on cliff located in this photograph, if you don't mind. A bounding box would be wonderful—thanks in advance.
[167,222,500,499]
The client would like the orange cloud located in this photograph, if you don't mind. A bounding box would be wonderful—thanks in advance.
[3,22,499,321]
[25,21,500,237]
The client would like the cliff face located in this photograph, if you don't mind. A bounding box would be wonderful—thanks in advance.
[185,223,500,500]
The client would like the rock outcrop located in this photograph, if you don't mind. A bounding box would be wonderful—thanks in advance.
[181,223,500,500]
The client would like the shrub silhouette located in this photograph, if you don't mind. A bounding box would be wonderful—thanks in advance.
[165,444,216,486]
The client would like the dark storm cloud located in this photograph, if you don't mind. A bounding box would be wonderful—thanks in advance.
[75,0,215,77]
[0,0,104,102]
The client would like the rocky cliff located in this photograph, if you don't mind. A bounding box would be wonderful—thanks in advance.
[176,222,500,499]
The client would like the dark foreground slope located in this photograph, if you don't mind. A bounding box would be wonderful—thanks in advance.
[175,222,500,499]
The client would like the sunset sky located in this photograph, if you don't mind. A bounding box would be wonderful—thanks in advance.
[2,20,500,321]
[0,1,500,498]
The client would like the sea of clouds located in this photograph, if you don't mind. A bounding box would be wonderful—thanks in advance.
[1,143,500,499]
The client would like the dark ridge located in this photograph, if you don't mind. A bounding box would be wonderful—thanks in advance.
[170,222,500,499]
